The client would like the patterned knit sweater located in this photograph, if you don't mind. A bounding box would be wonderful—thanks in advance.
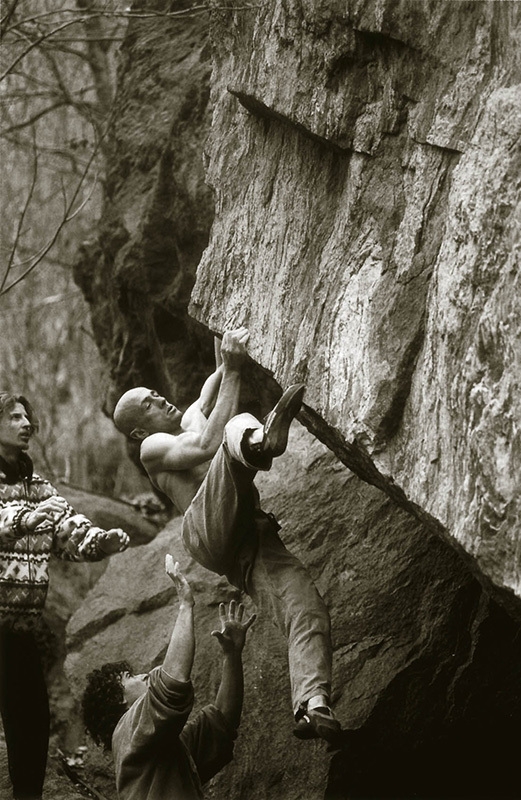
[0,455,127,629]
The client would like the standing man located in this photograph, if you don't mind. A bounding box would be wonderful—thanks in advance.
[0,392,130,800]
[113,328,341,744]
[82,556,255,799]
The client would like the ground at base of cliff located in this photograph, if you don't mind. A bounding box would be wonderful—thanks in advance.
[0,725,109,800]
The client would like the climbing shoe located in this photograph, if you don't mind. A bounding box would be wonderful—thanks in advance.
[293,706,341,745]
[254,383,305,459]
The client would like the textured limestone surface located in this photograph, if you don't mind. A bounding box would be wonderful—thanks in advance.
[191,0,521,607]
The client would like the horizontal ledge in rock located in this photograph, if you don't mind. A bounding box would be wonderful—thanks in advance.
[227,84,356,155]
[133,587,177,614]
[411,132,466,155]
[66,607,127,651]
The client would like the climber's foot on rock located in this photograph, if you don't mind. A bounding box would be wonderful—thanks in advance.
[293,705,342,745]
[254,383,305,459]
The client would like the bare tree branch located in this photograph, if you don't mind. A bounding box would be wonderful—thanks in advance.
[0,89,64,101]
[44,36,125,43]
[3,5,225,34]
[5,68,63,92]
[0,132,38,293]
[37,39,93,64]
[76,0,113,115]
[0,2,146,492]
[1,16,92,82]
[2,132,91,173]
[0,100,70,135]
[0,124,106,296]
[40,43,102,132]
[1,3,260,43]
[0,0,22,41]
[1,3,261,79]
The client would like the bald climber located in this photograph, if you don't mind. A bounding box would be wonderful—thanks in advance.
[113,328,340,744]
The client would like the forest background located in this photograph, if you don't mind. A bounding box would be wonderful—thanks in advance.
[1,0,149,498]
[1,5,181,795]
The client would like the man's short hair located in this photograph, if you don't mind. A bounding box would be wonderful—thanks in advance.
[82,661,132,751]
[113,390,143,438]
[0,392,39,433]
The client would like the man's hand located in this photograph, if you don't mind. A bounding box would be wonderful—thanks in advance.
[165,555,194,607]
[220,327,250,370]
[211,599,256,655]
[98,528,129,554]
[24,496,69,531]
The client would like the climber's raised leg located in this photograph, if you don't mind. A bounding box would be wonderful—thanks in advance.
[182,387,341,743]
[181,384,306,576]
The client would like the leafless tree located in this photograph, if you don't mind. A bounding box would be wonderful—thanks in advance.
[0,0,126,297]
[0,0,128,487]
[0,0,238,488]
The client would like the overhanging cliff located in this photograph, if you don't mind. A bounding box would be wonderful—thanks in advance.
[68,2,521,798]
[191,0,521,610]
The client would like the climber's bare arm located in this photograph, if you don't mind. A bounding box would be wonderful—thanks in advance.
[197,364,224,418]
[197,335,225,416]
[142,327,250,479]
[141,430,215,473]
[184,330,247,422]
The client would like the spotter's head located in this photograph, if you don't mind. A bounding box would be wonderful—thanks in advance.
[82,661,133,751]
[0,393,39,455]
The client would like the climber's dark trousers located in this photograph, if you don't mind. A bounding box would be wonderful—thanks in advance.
[182,412,332,714]
[0,626,49,800]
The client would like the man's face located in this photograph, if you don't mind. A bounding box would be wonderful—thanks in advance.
[121,671,149,708]
[133,388,182,435]
[0,402,33,459]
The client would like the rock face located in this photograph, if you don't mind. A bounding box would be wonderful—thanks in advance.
[73,1,216,413]
[65,428,521,799]
[68,2,521,799]
[191,0,521,611]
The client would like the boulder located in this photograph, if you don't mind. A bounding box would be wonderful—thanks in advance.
[191,0,521,611]
[65,427,521,799]
[69,2,521,797]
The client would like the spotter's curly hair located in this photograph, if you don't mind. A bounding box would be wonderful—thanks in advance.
[82,661,132,751]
